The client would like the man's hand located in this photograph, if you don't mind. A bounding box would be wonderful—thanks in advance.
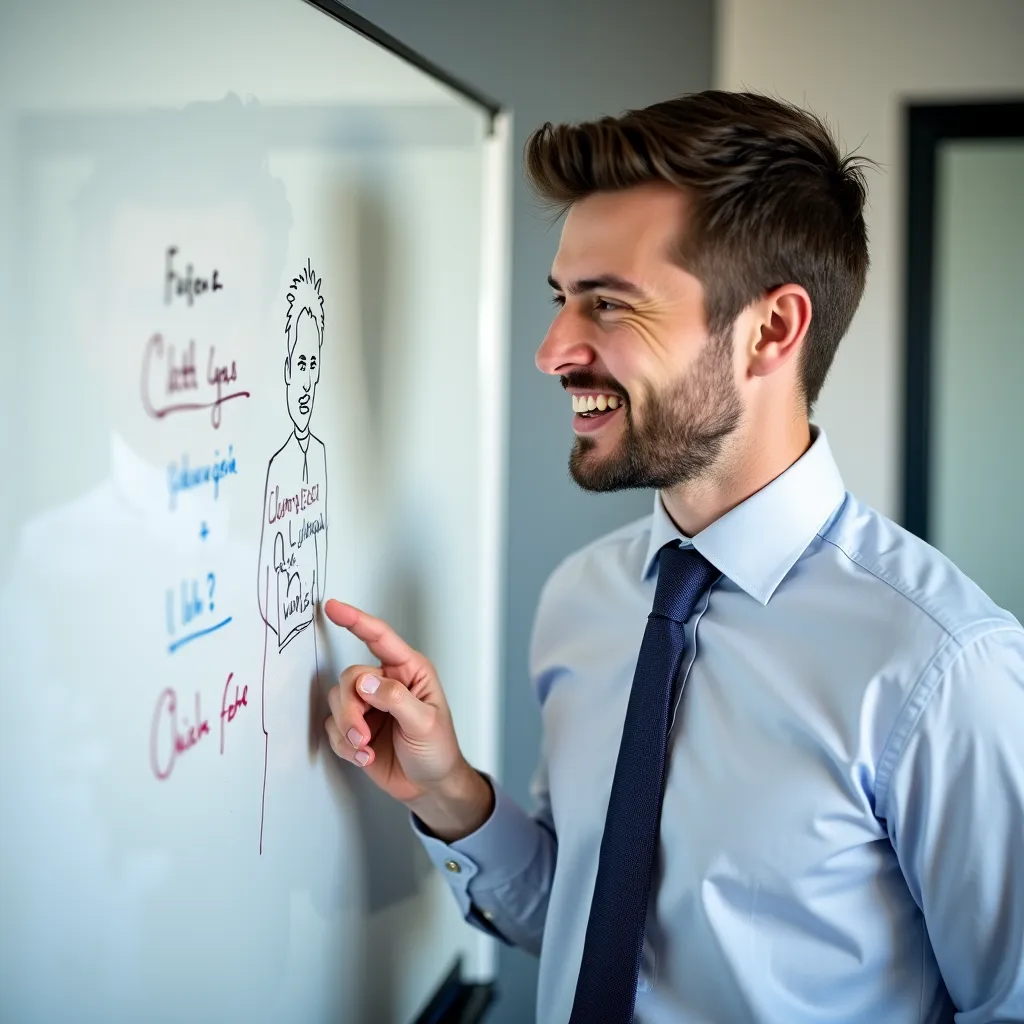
[323,598,494,842]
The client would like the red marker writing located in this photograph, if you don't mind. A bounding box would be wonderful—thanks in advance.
[220,672,249,755]
[150,687,211,781]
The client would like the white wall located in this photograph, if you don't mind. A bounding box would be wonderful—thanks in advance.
[717,0,1024,517]
[932,140,1024,620]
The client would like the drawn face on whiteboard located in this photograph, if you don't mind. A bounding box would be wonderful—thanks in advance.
[283,261,324,437]
[286,310,321,434]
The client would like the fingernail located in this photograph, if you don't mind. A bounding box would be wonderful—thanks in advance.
[355,750,370,766]
[347,728,362,747]
[360,675,380,695]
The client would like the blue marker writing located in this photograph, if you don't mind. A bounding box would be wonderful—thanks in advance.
[167,445,238,510]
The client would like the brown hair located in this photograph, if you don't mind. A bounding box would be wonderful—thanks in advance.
[524,90,873,409]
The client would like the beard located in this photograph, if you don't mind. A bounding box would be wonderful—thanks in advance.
[567,331,742,492]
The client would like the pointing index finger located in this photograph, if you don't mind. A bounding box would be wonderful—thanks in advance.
[324,599,416,668]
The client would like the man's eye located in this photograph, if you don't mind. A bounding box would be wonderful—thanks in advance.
[298,358,306,369]
[310,357,317,370]
[549,294,622,312]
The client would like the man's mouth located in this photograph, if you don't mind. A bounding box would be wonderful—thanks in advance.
[572,392,621,415]
[298,396,310,414]
[569,391,624,433]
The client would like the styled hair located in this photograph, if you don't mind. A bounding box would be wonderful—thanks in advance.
[285,258,325,361]
[524,90,873,409]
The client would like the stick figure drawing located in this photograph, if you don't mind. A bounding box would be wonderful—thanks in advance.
[257,259,328,650]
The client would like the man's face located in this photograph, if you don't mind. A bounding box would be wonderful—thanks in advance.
[285,310,320,434]
[536,182,742,492]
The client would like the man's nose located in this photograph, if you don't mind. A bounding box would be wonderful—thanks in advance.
[535,310,596,376]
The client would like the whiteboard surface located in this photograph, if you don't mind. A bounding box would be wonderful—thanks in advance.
[0,2,507,1021]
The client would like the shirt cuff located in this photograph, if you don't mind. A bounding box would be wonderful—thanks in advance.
[409,774,545,909]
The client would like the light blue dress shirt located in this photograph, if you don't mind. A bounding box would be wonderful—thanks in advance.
[414,429,1024,1023]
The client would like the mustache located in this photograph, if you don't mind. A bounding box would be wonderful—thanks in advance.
[559,371,628,400]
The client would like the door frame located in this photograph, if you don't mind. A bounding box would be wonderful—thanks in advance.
[901,98,1024,540]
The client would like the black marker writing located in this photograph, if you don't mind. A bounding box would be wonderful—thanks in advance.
[165,246,223,305]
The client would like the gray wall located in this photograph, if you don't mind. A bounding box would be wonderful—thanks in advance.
[343,2,714,1019]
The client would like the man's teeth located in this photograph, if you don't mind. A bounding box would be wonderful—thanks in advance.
[572,394,621,413]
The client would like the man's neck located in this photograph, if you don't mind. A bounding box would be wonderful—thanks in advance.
[660,415,812,538]
[293,426,310,451]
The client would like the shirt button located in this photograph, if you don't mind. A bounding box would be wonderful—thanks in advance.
[444,860,462,874]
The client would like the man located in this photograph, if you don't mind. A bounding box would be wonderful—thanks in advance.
[257,259,329,650]
[323,91,1024,1023]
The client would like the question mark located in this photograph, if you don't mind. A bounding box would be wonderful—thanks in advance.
[207,572,216,612]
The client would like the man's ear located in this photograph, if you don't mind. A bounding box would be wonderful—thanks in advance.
[284,355,291,384]
[748,284,812,379]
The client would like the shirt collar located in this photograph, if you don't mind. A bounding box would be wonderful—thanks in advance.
[642,427,847,605]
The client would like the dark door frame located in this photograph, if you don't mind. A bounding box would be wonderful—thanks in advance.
[901,98,1024,541]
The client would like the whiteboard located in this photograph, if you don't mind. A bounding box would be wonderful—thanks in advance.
[0,2,509,1021]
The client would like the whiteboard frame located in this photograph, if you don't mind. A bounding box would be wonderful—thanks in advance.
[302,0,502,126]
[471,108,512,983]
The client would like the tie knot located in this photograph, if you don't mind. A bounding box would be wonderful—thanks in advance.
[651,543,719,623]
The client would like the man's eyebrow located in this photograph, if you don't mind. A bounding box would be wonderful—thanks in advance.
[547,273,647,299]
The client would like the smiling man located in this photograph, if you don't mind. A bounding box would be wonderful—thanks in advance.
[324,91,1024,1024]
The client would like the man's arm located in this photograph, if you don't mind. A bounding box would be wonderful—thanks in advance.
[410,759,557,955]
[407,568,572,955]
[322,583,561,957]
[882,627,1024,1021]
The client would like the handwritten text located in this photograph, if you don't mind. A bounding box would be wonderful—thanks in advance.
[141,333,249,429]
[167,446,238,510]
[267,483,320,525]
[165,246,223,305]
[290,512,325,552]
[220,672,248,755]
[150,687,211,781]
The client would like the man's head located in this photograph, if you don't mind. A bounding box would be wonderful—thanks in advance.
[528,90,871,493]
[284,260,325,436]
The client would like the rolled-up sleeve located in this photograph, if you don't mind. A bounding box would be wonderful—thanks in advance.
[882,626,1024,1022]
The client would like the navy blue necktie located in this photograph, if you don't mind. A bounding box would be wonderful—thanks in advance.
[570,543,720,1024]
